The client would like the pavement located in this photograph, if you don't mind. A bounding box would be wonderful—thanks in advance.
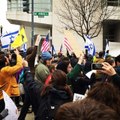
[25,112,34,120]
[18,111,34,120]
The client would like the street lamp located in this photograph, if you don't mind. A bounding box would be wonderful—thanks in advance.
[0,25,3,51]
[31,0,34,46]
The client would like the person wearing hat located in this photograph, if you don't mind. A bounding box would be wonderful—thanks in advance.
[35,51,53,83]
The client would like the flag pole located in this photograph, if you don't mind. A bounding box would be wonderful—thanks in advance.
[0,25,3,51]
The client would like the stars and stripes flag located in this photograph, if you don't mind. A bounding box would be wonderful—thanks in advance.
[64,37,73,52]
[41,34,50,52]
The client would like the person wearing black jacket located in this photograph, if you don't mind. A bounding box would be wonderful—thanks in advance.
[22,60,73,119]
[98,62,120,89]
[18,35,40,120]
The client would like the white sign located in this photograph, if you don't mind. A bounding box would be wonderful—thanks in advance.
[73,93,85,102]
[85,70,96,79]
[109,42,120,57]
[2,91,18,120]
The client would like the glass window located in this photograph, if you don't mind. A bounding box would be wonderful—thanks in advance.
[7,0,52,12]
[107,0,120,6]
[34,0,52,12]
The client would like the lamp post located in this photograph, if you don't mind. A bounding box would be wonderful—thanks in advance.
[0,25,3,51]
[31,0,34,46]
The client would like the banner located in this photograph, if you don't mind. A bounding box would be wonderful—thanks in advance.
[1,31,18,49]
[3,90,18,120]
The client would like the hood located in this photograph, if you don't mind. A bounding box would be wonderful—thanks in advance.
[49,87,71,100]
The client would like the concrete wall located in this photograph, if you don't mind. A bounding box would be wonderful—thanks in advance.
[6,0,120,54]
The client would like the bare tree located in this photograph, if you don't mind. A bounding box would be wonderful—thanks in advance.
[56,0,117,41]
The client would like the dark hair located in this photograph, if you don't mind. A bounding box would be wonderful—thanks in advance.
[41,70,73,99]
[55,98,120,120]
[87,82,120,115]
[10,53,17,66]
[115,55,120,64]
[99,51,104,58]
[0,54,6,69]
[105,56,115,65]
[56,60,70,74]
[26,46,34,56]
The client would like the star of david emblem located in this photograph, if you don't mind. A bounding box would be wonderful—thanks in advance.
[10,35,15,43]
[89,44,93,50]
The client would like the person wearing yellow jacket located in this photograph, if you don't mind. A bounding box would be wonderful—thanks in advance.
[0,49,23,112]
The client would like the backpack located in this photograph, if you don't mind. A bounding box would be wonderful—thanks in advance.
[35,92,66,120]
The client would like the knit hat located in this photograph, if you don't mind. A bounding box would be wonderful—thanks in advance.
[35,63,50,83]
[41,52,52,61]
[56,61,70,74]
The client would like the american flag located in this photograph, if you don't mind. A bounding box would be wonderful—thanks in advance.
[41,34,50,52]
[64,37,73,52]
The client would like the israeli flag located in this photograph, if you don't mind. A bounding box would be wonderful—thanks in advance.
[21,43,27,52]
[104,39,109,59]
[84,35,96,56]
[51,44,56,55]
[1,30,19,49]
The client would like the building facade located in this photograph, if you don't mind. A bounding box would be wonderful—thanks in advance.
[6,0,120,53]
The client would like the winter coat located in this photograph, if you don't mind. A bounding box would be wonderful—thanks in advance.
[24,67,72,117]
[111,74,120,89]
[0,55,23,100]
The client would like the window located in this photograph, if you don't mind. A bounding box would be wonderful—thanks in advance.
[34,0,52,12]
[103,20,120,49]
[107,0,120,6]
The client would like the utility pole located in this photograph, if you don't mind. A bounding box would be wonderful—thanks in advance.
[31,0,34,46]
[0,25,3,51]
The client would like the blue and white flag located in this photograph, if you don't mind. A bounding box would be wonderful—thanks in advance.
[51,44,56,55]
[84,35,96,56]
[21,43,27,52]
[1,30,19,49]
[104,39,109,59]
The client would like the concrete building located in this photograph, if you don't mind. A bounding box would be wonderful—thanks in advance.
[6,0,120,54]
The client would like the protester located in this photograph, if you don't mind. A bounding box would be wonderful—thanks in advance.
[87,81,120,115]
[22,59,73,119]
[97,62,120,88]
[0,49,23,112]
[55,98,120,120]
[26,34,40,77]
[56,52,95,94]
[18,34,41,120]
[35,51,53,83]
[115,54,120,67]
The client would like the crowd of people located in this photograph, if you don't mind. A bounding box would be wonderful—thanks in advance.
[0,34,120,120]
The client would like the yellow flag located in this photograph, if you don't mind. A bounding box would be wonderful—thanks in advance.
[11,27,28,49]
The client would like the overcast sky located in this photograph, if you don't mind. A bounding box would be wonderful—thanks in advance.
[0,0,19,34]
